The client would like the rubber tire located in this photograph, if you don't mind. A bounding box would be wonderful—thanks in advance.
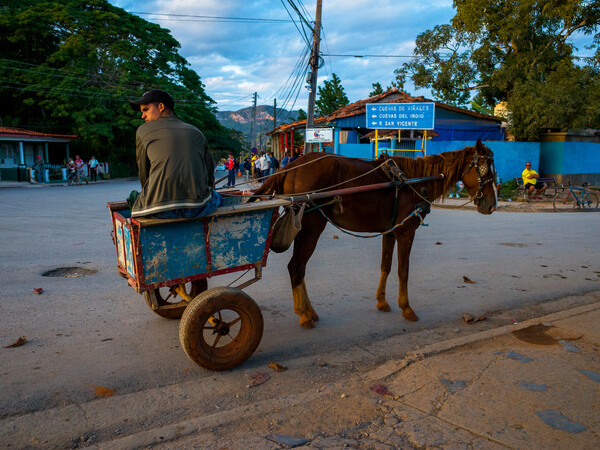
[143,279,207,320]
[179,287,263,371]
[553,192,576,211]
[583,192,599,210]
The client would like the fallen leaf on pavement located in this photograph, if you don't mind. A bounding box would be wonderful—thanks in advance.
[268,362,288,372]
[248,371,271,387]
[435,242,442,245]
[90,385,115,397]
[332,234,339,239]
[4,336,27,348]
[33,288,43,295]
[370,384,391,396]
[462,275,476,284]
[462,312,487,324]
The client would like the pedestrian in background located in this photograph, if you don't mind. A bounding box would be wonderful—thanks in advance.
[269,152,279,174]
[281,151,290,168]
[34,155,45,183]
[88,155,99,182]
[242,157,251,181]
[74,155,86,183]
[259,151,270,181]
[251,152,259,181]
[226,153,236,187]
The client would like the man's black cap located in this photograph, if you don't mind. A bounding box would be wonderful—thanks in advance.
[130,89,175,111]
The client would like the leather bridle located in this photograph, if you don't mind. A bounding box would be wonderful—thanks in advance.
[461,149,496,204]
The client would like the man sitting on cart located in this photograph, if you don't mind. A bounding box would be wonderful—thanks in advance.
[129,89,223,218]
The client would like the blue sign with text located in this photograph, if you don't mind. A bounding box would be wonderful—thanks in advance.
[366,102,435,130]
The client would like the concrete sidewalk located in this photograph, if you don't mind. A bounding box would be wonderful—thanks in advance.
[361,302,600,449]
[98,300,600,449]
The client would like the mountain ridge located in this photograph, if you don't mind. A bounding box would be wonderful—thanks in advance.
[216,105,301,136]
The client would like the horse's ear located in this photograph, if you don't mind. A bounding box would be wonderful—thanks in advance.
[475,138,483,150]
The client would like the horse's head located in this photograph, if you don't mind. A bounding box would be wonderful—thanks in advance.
[461,139,497,214]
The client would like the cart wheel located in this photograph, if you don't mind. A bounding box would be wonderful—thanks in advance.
[143,279,207,320]
[179,287,263,371]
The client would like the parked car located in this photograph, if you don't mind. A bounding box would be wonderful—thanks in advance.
[215,164,226,172]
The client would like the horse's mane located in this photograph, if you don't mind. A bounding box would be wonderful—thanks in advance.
[392,146,473,200]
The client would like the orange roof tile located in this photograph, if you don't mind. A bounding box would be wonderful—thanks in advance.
[0,127,76,140]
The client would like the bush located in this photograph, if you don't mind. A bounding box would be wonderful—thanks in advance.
[498,180,517,199]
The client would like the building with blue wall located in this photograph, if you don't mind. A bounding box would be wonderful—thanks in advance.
[268,89,503,159]
[267,90,600,186]
[539,131,600,185]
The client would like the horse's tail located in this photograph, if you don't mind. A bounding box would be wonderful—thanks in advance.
[247,172,285,202]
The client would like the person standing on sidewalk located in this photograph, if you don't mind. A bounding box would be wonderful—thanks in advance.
[258,151,270,181]
[74,155,86,184]
[226,153,236,187]
[34,155,45,183]
[88,156,99,182]
[128,89,223,218]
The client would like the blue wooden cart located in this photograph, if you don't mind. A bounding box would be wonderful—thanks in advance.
[107,196,289,370]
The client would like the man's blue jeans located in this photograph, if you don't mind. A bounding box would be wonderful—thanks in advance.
[151,191,224,219]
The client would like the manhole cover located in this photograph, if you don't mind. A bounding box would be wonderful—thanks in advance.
[499,242,527,248]
[42,267,98,277]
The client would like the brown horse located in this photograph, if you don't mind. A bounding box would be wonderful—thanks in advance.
[253,140,497,328]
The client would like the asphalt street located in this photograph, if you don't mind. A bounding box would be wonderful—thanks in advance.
[0,179,599,445]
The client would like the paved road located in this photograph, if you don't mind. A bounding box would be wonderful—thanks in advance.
[0,180,599,444]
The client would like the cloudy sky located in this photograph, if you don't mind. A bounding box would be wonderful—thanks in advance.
[112,0,592,115]
[110,0,456,113]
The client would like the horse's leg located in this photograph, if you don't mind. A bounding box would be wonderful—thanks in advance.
[287,215,327,328]
[395,228,419,321]
[375,233,395,312]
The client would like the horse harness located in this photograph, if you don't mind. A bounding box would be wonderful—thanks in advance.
[461,149,496,204]
[302,157,430,238]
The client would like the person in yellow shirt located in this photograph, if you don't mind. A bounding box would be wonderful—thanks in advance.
[522,161,546,199]
[251,153,259,181]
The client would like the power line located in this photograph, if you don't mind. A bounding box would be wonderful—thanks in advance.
[129,12,293,24]
[280,0,311,46]
[321,53,427,58]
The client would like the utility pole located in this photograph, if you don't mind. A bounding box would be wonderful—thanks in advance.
[250,92,257,149]
[273,98,277,130]
[304,0,322,154]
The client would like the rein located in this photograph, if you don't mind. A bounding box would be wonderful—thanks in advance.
[314,202,430,239]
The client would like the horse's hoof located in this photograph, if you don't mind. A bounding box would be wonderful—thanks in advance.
[310,311,320,321]
[377,301,391,312]
[300,318,315,329]
[402,309,419,322]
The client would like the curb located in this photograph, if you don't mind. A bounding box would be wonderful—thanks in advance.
[364,301,600,382]
[92,301,600,449]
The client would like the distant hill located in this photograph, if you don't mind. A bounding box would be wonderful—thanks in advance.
[216,105,301,136]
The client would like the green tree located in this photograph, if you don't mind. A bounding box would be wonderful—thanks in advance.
[296,108,307,121]
[386,69,407,92]
[397,0,600,140]
[315,73,349,116]
[0,0,236,175]
[369,82,384,97]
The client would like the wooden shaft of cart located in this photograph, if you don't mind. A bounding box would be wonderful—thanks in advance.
[254,174,444,204]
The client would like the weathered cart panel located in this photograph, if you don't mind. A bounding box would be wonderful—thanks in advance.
[108,198,289,293]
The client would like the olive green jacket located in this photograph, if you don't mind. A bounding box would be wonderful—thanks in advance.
[132,115,215,217]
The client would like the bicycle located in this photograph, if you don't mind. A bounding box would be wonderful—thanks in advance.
[553,181,599,211]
